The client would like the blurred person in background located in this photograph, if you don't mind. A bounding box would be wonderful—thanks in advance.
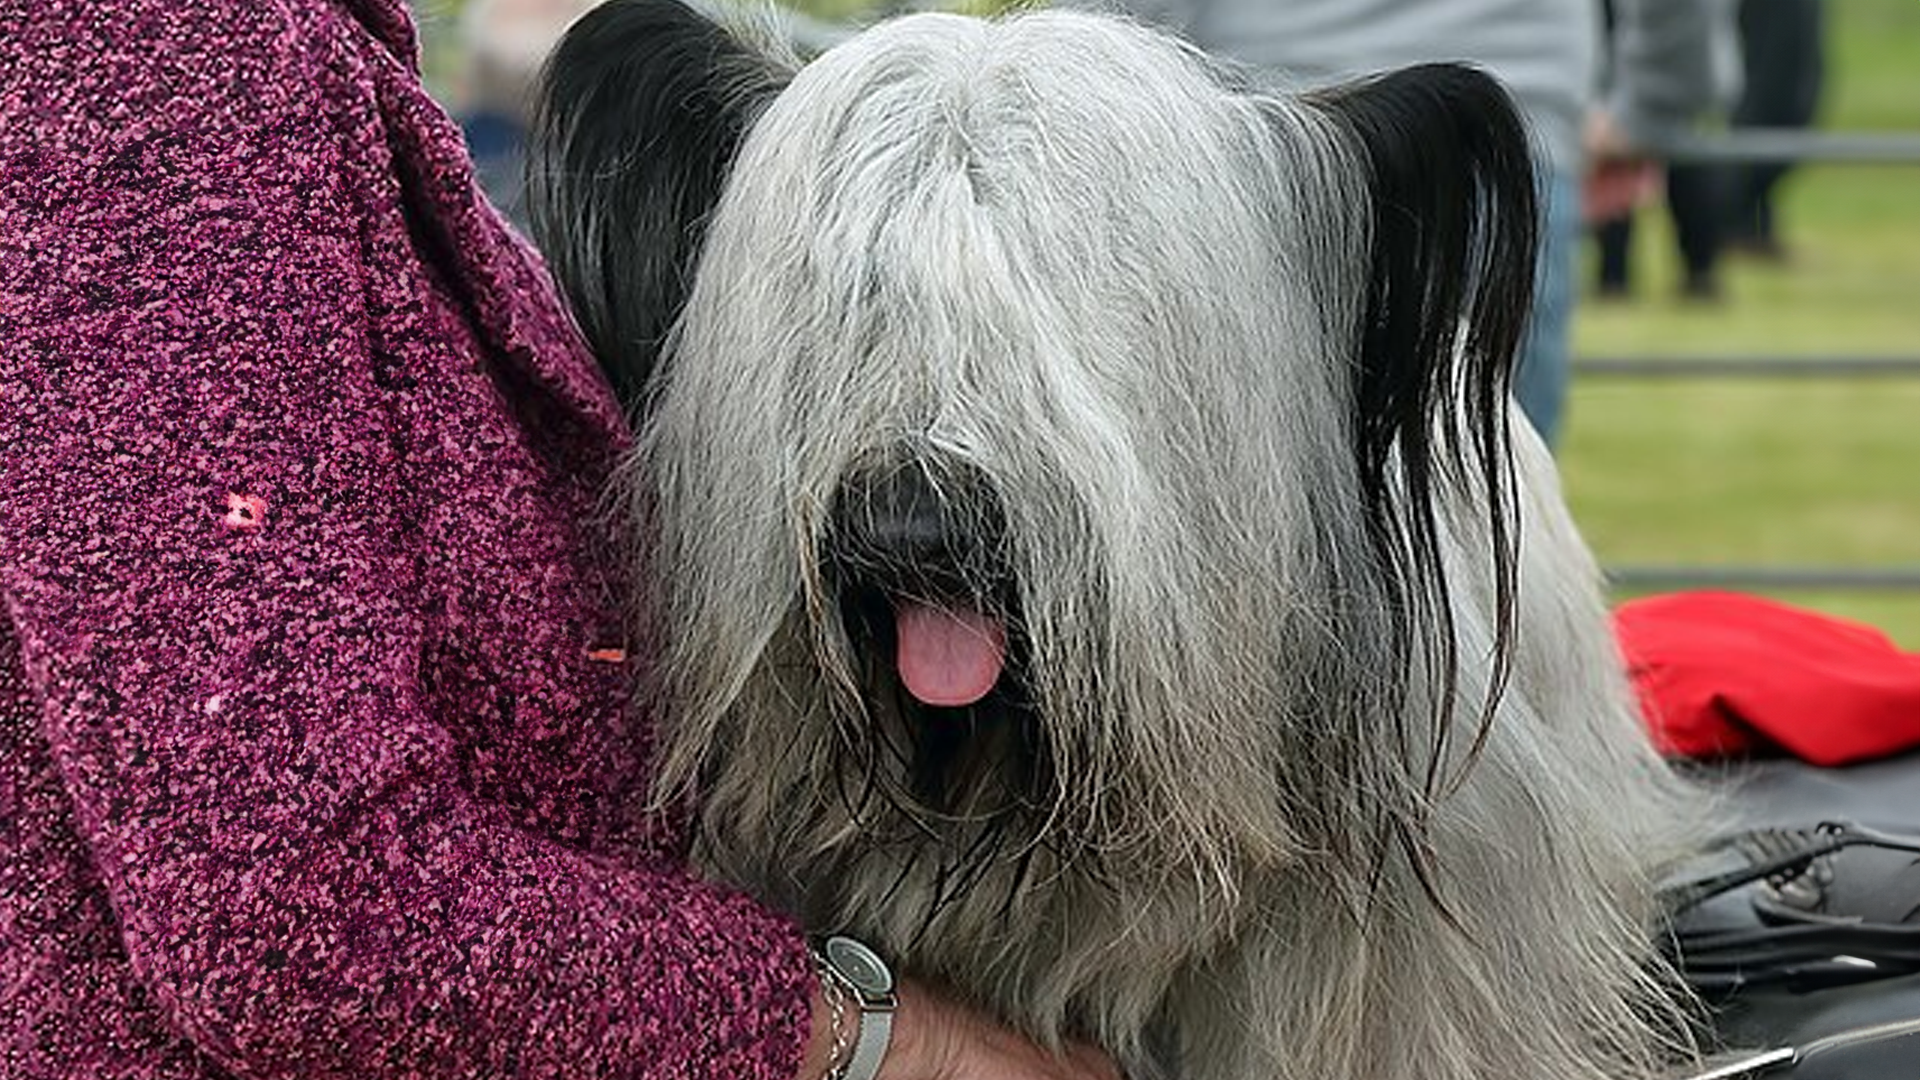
[457,0,602,230]
[1590,0,1744,303]
[448,0,848,228]
[1097,0,1716,450]
[1724,0,1828,259]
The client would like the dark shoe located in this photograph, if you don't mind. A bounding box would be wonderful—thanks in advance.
[1725,233,1789,262]
[1681,271,1723,303]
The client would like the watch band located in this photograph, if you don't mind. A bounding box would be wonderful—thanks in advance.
[839,995,892,1080]
[816,936,897,1080]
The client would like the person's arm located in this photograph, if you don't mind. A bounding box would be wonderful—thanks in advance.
[1600,0,1719,154]
[0,1,814,1076]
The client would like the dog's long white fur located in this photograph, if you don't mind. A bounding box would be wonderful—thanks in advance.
[623,11,1700,1079]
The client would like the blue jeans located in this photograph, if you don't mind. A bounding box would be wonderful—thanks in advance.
[1514,170,1578,450]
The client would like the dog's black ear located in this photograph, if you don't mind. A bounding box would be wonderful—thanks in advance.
[1312,63,1536,775]
[527,0,788,407]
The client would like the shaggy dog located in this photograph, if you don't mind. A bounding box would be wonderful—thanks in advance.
[529,3,1698,1077]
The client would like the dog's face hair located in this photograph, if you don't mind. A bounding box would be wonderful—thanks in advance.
[532,0,1531,879]
[530,6,1690,1078]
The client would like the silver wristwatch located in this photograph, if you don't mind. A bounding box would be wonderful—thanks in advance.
[815,935,898,1080]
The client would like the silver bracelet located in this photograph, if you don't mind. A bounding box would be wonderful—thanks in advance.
[814,952,855,1080]
[811,936,896,1080]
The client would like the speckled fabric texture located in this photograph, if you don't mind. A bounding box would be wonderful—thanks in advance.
[0,1,812,1076]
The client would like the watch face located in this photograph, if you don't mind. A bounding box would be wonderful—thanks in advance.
[825,936,894,996]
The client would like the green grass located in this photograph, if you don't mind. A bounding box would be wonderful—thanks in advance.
[1564,0,1920,646]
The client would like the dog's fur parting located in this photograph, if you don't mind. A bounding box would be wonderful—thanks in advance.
[530,4,1701,1078]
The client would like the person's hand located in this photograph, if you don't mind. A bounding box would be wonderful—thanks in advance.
[1581,108,1663,225]
[1582,107,1638,164]
[1582,157,1661,225]
[891,980,1122,1080]
[802,977,1123,1080]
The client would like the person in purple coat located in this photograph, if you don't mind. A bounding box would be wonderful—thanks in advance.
[0,2,1113,1078]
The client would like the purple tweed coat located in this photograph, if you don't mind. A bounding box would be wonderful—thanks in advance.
[0,0,813,1076]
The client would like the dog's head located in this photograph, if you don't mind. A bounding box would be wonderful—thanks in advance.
[530,0,1536,909]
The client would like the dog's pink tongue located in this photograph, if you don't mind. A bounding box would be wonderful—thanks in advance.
[894,603,1007,707]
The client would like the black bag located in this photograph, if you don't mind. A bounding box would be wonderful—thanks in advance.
[1666,754,1920,1079]
[1695,981,1920,1078]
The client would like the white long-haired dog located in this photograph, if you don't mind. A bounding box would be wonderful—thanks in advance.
[529,3,1699,1077]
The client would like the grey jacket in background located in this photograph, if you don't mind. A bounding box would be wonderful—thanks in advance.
[1088,0,1716,173]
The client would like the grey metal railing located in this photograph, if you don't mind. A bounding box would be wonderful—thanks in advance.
[1656,129,1920,166]
[1575,356,1920,379]
[1580,126,1920,595]
[1608,566,1920,593]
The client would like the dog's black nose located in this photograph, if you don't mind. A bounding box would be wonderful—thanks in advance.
[826,458,1008,604]
[826,457,1017,708]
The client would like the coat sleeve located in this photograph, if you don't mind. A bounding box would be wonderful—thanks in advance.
[1604,0,1720,149]
[0,1,812,1077]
